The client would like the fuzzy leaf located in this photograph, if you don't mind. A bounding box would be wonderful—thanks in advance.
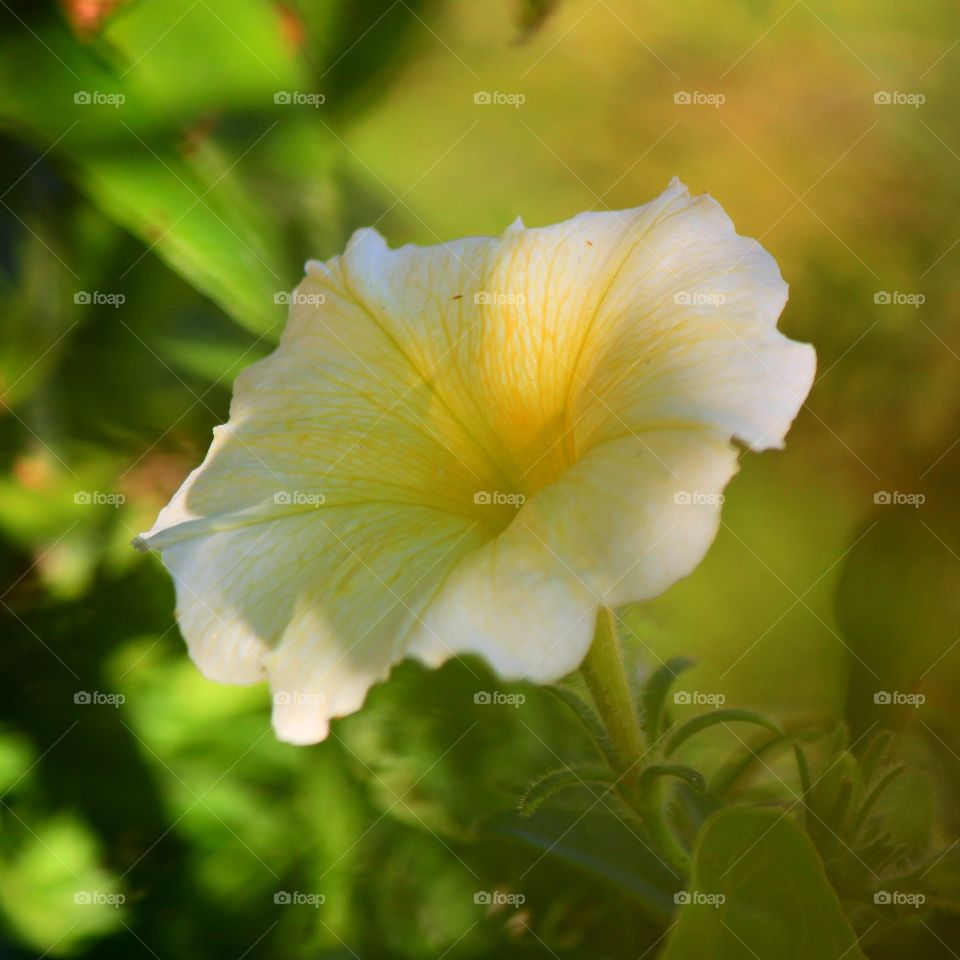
[641,656,696,742]
[661,808,867,960]
[664,710,780,757]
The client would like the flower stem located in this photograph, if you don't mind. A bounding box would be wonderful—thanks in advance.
[580,606,645,770]
[580,606,691,877]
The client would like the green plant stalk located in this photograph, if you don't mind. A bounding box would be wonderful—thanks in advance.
[580,606,644,768]
[633,779,691,878]
[580,606,691,876]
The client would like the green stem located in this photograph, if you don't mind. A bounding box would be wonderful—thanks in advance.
[634,781,691,878]
[580,606,691,877]
[579,606,645,769]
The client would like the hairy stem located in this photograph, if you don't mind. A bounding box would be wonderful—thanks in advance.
[580,606,691,876]
[580,606,645,768]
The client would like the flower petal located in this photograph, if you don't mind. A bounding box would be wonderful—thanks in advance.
[410,428,739,679]
[140,178,815,742]
[158,504,484,744]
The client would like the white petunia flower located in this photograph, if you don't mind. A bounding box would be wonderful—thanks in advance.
[137,179,816,744]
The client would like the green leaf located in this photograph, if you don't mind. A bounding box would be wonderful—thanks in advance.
[664,710,780,757]
[0,0,316,336]
[520,766,615,817]
[850,765,906,842]
[487,806,681,922]
[793,741,813,828]
[77,142,289,336]
[708,732,799,797]
[637,764,706,794]
[860,767,936,864]
[858,730,894,785]
[661,808,867,960]
[544,684,618,767]
[641,656,696,742]
[827,776,855,834]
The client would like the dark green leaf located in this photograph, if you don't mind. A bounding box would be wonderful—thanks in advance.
[708,732,800,797]
[661,808,867,960]
[637,764,705,794]
[487,805,681,922]
[544,684,617,767]
[664,710,780,757]
[850,766,906,843]
[858,730,894,786]
[641,656,696,742]
[520,766,615,817]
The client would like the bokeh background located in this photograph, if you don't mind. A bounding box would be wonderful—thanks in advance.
[2,0,959,956]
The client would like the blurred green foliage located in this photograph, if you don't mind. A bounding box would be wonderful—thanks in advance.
[1,0,959,957]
